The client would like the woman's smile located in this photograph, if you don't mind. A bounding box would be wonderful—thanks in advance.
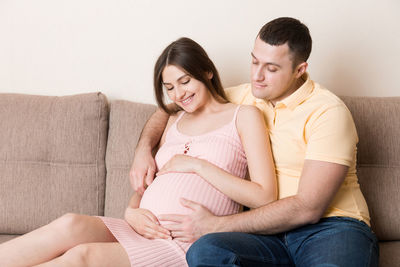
[181,94,194,106]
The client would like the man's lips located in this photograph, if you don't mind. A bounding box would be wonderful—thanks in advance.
[252,81,267,88]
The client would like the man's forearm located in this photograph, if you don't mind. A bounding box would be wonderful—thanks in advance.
[137,108,169,151]
[215,196,316,235]
[128,192,143,208]
[212,161,347,235]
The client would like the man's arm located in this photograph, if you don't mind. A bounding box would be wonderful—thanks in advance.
[160,159,348,241]
[129,108,169,194]
[213,160,348,234]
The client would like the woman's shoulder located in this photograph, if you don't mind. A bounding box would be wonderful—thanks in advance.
[236,104,265,131]
[237,104,262,117]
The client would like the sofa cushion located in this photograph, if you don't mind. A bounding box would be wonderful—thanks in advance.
[104,100,157,218]
[379,241,400,267]
[341,96,400,241]
[0,235,18,244]
[0,92,108,234]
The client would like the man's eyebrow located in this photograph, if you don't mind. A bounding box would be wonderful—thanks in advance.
[251,52,281,68]
[162,74,189,85]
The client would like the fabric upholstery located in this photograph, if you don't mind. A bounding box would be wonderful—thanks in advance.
[0,92,108,234]
[104,100,157,218]
[379,241,400,267]
[0,235,17,244]
[341,96,400,241]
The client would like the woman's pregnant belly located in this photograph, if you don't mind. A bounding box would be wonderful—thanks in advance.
[139,172,239,218]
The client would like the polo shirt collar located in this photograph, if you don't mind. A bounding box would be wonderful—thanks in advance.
[277,73,313,110]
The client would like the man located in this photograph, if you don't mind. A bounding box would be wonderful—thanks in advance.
[130,17,379,266]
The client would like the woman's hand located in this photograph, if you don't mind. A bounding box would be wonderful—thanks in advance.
[124,207,171,239]
[156,155,203,176]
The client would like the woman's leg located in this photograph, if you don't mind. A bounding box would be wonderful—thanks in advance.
[0,213,116,267]
[34,242,130,267]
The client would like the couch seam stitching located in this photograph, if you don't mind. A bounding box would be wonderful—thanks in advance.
[95,93,102,216]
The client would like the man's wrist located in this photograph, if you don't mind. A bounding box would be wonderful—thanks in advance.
[135,141,153,153]
[212,214,230,233]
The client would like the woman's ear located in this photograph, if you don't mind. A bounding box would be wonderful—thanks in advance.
[207,71,213,79]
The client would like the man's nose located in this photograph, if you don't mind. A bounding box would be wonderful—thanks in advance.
[253,66,265,81]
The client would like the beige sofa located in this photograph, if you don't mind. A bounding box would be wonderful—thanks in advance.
[0,92,399,266]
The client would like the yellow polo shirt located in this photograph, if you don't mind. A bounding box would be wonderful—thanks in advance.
[225,73,370,225]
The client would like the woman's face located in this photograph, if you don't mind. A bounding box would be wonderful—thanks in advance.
[162,64,212,113]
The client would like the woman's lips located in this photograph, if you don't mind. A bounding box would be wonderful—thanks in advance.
[181,95,194,106]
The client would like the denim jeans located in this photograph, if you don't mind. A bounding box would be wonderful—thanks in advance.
[186,217,379,267]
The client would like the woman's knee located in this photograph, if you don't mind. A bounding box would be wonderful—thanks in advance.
[61,244,92,266]
[49,213,89,239]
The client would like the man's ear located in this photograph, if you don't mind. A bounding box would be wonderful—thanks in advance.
[295,62,308,78]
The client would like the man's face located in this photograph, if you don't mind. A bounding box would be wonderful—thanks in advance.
[251,37,303,105]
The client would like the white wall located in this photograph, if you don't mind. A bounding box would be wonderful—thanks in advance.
[0,0,399,104]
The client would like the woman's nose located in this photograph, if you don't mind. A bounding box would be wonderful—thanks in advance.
[175,86,185,99]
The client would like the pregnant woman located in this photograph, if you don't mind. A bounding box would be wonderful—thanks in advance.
[0,37,276,267]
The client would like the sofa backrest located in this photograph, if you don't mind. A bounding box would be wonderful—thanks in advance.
[0,93,109,234]
[341,96,400,241]
[104,100,157,218]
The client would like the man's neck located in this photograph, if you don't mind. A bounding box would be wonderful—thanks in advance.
[269,76,307,107]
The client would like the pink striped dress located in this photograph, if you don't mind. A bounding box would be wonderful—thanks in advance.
[100,105,247,266]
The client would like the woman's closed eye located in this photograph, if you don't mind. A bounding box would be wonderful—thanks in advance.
[181,79,190,85]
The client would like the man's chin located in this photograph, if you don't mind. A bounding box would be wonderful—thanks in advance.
[251,87,269,100]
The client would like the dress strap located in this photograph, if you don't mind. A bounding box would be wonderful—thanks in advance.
[175,110,186,124]
[168,110,186,137]
[231,105,242,123]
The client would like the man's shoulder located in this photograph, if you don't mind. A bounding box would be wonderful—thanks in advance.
[225,83,254,104]
[225,83,251,92]
[303,81,355,129]
[308,81,348,110]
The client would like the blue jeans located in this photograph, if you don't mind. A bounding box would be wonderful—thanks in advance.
[186,217,379,267]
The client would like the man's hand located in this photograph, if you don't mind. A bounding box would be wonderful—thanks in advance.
[158,198,217,243]
[124,207,171,239]
[129,146,156,195]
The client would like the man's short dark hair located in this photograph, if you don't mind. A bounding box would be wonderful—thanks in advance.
[258,17,312,68]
